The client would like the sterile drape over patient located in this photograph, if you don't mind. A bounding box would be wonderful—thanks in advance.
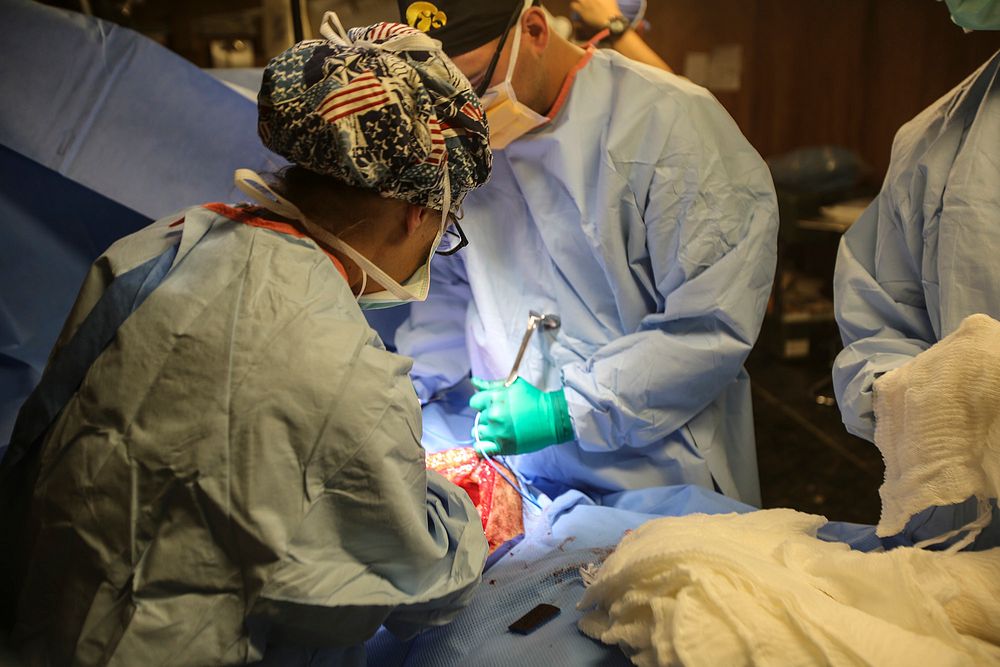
[0,0,285,448]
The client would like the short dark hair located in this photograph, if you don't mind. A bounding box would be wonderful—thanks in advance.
[273,165,408,233]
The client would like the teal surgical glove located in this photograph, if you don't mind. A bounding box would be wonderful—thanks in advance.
[470,377,575,456]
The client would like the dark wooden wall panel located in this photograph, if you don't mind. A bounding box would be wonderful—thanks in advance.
[748,0,870,161]
[861,0,1000,179]
[544,0,1000,179]
[640,0,760,131]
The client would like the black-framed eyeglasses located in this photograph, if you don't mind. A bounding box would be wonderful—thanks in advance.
[436,214,469,256]
[474,2,532,98]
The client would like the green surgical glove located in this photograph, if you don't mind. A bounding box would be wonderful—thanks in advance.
[470,377,575,456]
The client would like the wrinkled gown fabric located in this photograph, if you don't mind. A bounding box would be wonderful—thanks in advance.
[0,205,487,665]
[396,50,778,503]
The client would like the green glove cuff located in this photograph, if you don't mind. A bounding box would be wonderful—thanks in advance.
[546,388,575,445]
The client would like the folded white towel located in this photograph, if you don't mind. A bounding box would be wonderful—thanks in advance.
[578,509,1000,667]
[873,313,1000,548]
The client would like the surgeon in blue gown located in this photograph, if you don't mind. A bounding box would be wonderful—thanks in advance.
[395,0,778,503]
[0,20,494,665]
[833,1,1000,548]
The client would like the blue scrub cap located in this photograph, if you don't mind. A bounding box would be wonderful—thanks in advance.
[258,19,492,213]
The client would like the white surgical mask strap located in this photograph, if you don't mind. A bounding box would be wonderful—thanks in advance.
[233,168,416,301]
[307,223,417,301]
[440,167,451,234]
[319,12,350,44]
[355,269,368,298]
[504,0,532,82]
[233,168,306,221]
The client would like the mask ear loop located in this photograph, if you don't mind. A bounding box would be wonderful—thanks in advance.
[633,0,647,27]
[504,0,532,83]
[475,1,525,98]
[354,270,368,298]
[439,166,451,237]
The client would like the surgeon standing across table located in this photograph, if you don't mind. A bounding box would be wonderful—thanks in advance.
[395,0,779,503]
[0,19,493,665]
[833,0,1000,548]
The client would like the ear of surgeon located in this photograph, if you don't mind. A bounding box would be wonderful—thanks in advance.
[452,7,548,113]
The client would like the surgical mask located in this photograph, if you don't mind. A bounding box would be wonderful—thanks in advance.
[233,168,449,310]
[618,0,648,27]
[480,0,548,150]
[945,0,1000,30]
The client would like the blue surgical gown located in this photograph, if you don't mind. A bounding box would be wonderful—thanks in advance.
[833,50,1000,441]
[833,51,1000,549]
[396,49,779,503]
[2,205,487,665]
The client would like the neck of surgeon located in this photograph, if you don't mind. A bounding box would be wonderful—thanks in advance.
[528,14,586,116]
[266,166,440,295]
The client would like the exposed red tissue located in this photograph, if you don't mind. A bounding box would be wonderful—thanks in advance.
[426,447,525,554]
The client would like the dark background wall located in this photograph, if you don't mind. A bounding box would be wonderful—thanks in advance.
[50,0,1000,180]
[547,0,1000,180]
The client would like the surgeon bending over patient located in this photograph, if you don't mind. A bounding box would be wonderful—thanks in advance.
[395,0,778,504]
[0,20,492,666]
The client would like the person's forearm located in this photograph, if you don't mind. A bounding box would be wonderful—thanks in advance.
[610,30,672,72]
[569,0,672,71]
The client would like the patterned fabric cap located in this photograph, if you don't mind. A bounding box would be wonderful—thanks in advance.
[258,21,492,213]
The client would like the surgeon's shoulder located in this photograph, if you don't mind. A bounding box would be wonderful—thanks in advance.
[600,50,760,164]
[601,49,719,109]
[888,51,1000,180]
[97,206,190,273]
[52,206,194,350]
[281,279,413,388]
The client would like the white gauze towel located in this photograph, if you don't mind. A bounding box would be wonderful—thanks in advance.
[873,313,1000,549]
[577,509,1000,667]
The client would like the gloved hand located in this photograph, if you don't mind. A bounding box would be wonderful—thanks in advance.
[470,377,575,456]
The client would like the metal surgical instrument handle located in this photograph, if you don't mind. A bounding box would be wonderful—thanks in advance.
[505,310,561,387]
